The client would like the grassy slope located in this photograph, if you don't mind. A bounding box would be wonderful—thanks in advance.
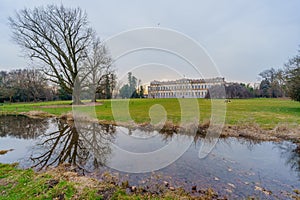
[0,98,299,129]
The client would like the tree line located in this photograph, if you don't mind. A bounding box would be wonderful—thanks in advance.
[255,50,299,101]
[206,49,300,101]
[0,69,56,102]
[0,67,117,103]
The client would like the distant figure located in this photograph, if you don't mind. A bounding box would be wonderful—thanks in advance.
[224,99,231,103]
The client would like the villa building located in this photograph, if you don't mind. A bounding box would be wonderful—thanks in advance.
[148,77,225,98]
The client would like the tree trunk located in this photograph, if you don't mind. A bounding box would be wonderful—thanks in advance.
[72,95,82,105]
[72,85,82,105]
[91,94,97,102]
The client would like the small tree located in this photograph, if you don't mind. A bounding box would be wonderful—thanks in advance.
[259,79,271,97]
[0,71,15,102]
[139,85,144,98]
[119,72,139,98]
[258,68,285,98]
[285,53,300,102]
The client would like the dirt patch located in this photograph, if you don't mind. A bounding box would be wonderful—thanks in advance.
[43,164,115,198]
[225,124,300,142]
[59,112,74,121]
[59,112,98,123]
[20,110,55,118]
[39,102,103,108]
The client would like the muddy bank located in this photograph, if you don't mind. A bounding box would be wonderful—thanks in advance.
[48,164,223,199]
[19,110,55,118]
[222,124,300,143]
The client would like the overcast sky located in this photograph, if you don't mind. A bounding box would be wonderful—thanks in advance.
[1,0,300,83]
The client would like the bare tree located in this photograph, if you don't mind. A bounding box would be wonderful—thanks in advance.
[9,5,94,104]
[18,69,49,102]
[84,38,115,101]
[285,52,300,102]
[0,71,15,102]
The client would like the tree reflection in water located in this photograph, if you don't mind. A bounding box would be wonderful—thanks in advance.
[277,141,300,179]
[0,115,49,139]
[30,119,115,173]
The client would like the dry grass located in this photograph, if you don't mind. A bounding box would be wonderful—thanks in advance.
[0,149,14,155]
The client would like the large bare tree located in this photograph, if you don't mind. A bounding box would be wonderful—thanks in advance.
[9,5,94,104]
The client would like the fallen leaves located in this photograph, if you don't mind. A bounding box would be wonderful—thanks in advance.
[254,185,272,195]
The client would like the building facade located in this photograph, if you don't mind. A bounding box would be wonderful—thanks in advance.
[148,77,225,98]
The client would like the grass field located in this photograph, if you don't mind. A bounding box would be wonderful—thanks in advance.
[0,98,299,129]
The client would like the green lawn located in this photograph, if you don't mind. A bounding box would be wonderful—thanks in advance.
[224,98,300,128]
[0,98,299,129]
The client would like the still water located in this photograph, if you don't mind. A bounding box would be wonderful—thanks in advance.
[0,116,299,199]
